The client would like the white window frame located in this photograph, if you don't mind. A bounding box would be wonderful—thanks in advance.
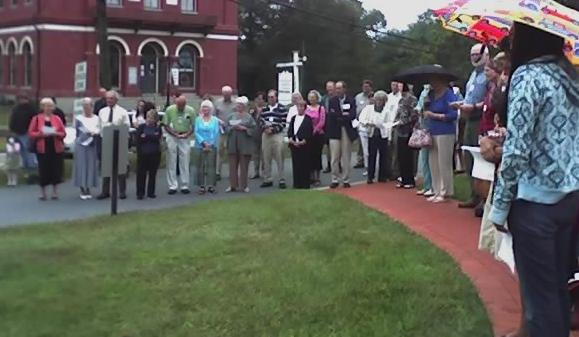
[181,0,197,13]
[144,0,160,10]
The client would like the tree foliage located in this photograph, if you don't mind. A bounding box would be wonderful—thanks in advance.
[238,1,478,96]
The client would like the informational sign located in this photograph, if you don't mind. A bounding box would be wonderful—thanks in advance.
[278,70,293,106]
[101,125,129,178]
[128,67,138,85]
[171,68,180,86]
[74,61,88,93]
[73,98,84,116]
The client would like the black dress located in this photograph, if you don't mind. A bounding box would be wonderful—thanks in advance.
[288,115,314,189]
[37,121,64,187]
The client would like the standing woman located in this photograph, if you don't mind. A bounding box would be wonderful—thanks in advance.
[358,91,392,184]
[288,99,314,189]
[305,90,326,186]
[135,110,162,200]
[225,97,257,193]
[73,97,101,199]
[394,83,418,188]
[194,100,221,195]
[424,77,459,203]
[28,98,66,200]
[250,92,266,179]
[489,22,579,337]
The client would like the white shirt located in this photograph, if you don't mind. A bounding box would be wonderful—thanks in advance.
[98,104,130,128]
[358,104,396,140]
[293,114,305,140]
[76,114,101,135]
[286,105,298,124]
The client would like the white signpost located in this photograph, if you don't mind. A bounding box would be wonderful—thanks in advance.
[276,50,307,105]
[74,61,88,93]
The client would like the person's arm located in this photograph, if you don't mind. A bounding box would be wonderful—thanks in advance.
[348,98,357,121]
[244,115,257,137]
[272,107,287,134]
[489,68,537,228]
[122,110,131,127]
[303,117,314,144]
[194,119,207,147]
[28,116,41,139]
[210,119,221,147]
[315,106,326,134]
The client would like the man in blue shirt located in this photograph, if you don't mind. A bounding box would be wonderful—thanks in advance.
[453,44,489,212]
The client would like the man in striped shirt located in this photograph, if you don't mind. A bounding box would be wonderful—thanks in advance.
[260,89,288,189]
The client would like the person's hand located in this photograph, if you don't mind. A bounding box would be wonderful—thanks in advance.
[264,127,273,135]
[234,125,247,131]
[494,223,509,233]
[450,102,462,109]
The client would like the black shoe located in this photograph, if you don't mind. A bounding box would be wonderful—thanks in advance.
[148,194,157,199]
[367,180,374,185]
[137,195,144,200]
[260,182,273,188]
[181,189,191,195]
[119,194,127,200]
[279,181,287,189]
[330,182,339,189]
[354,163,364,169]
[343,183,351,188]
[96,193,110,200]
[323,167,331,173]
[168,189,177,195]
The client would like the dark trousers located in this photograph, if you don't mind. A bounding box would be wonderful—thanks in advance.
[101,175,126,196]
[509,193,579,337]
[397,135,415,186]
[463,118,481,202]
[137,152,161,197]
[368,134,389,182]
[291,145,311,189]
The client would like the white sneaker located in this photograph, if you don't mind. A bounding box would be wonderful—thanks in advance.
[86,194,93,200]
[225,187,235,193]
[432,196,447,203]
[80,194,88,200]
[427,195,438,202]
[243,187,250,193]
[424,190,435,197]
[363,171,368,176]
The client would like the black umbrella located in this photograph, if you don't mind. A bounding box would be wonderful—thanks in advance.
[393,65,459,84]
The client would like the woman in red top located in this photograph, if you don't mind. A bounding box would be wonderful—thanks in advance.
[28,97,67,200]
[477,59,502,135]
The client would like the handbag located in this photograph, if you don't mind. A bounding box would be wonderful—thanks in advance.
[408,127,432,149]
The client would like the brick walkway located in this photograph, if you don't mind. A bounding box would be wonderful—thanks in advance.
[335,183,522,336]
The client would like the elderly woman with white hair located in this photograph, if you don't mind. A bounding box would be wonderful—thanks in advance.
[73,97,101,199]
[194,100,221,194]
[225,96,257,193]
[28,97,67,200]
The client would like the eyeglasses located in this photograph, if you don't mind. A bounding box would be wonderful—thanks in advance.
[268,96,276,99]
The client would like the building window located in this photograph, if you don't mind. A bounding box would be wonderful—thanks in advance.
[181,0,197,12]
[106,0,121,6]
[177,45,198,89]
[8,43,17,86]
[23,42,32,86]
[144,0,159,9]
[109,42,122,89]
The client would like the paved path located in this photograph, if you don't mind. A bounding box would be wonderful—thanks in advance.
[0,158,365,228]
[335,183,521,336]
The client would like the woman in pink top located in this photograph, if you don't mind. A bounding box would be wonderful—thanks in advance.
[306,90,326,187]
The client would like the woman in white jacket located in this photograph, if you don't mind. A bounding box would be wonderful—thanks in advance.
[358,90,395,184]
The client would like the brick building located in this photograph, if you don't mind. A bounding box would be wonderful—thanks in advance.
[0,0,238,110]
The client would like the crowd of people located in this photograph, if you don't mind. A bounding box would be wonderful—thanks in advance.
[3,17,579,337]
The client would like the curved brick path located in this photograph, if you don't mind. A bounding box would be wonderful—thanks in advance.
[335,183,522,336]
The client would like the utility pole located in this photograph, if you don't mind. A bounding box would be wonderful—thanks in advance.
[96,0,112,90]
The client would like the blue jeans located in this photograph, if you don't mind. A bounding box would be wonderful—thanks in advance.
[16,134,38,169]
[509,192,579,337]
[418,148,432,191]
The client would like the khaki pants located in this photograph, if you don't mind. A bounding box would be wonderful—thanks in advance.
[166,135,191,191]
[329,127,352,184]
[429,134,455,198]
[262,133,285,183]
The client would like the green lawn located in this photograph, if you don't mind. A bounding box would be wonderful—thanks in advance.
[0,192,492,337]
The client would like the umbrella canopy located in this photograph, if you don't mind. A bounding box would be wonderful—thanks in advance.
[393,65,459,84]
[434,0,579,65]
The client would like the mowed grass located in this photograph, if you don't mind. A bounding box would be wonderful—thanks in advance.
[0,192,492,337]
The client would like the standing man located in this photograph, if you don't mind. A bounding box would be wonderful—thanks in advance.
[386,81,402,180]
[454,44,489,213]
[260,89,287,189]
[9,94,38,184]
[164,95,196,195]
[355,80,374,173]
[93,87,107,116]
[321,81,336,173]
[215,85,236,180]
[327,81,357,189]
[96,90,130,200]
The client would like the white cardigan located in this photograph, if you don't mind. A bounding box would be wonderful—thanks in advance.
[358,104,396,140]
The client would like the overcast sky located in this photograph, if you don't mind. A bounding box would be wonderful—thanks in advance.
[362,0,451,30]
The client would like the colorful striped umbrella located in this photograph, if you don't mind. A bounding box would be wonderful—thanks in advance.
[433,0,579,65]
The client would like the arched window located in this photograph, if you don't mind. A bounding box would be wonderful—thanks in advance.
[22,42,32,86]
[109,42,122,89]
[8,42,17,86]
[177,45,198,89]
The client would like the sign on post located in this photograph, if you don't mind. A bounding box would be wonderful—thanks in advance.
[74,61,88,93]
[101,125,129,178]
[278,71,293,106]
